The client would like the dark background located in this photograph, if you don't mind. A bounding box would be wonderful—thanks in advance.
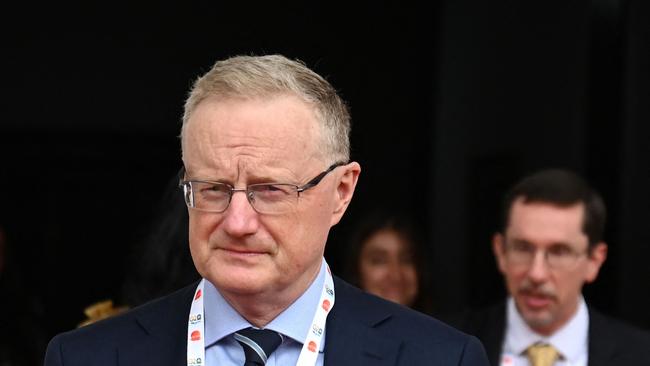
[1,0,649,360]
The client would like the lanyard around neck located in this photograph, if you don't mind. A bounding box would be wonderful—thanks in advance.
[187,262,335,366]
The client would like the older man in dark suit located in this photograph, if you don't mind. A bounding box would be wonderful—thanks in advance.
[44,55,488,366]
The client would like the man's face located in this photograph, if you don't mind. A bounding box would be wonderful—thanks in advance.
[182,94,359,303]
[493,198,606,335]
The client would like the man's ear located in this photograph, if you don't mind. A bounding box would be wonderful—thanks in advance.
[492,232,508,275]
[330,162,361,226]
[585,242,607,283]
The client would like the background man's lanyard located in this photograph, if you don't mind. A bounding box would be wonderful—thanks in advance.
[187,264,335,366]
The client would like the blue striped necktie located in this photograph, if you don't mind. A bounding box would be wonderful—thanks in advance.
[234,327,283,365]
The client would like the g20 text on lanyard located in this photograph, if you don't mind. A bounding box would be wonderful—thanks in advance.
[187,265,335,366]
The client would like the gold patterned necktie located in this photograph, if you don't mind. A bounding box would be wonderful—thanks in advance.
[526,343,560,366]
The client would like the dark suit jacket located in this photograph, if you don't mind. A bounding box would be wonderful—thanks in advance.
[45,277,489,365]
[449,301,650,366]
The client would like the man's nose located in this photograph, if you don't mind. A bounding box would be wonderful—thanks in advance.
[527,250,551,282]
[221,190,259,237]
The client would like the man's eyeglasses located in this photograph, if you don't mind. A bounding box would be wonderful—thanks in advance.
[504,240,589,270]
[179,162,346,215]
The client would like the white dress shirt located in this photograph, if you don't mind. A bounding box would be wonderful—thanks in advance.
[203,259,327,366]
[500,296,589,366]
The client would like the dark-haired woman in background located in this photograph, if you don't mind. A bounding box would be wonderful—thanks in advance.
[345,211,433,314]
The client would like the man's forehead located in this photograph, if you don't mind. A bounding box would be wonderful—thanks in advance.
[186,96,319,148]
[506,199,587,242]
[190,94,318,127]
[184,95,323,157]
[510,198,585,220]
[185,158,305,183]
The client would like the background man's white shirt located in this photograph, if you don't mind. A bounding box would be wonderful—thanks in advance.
[500,297,588,366]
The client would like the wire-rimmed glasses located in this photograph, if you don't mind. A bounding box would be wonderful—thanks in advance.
[505,240,589,270]
[179,162,346,214]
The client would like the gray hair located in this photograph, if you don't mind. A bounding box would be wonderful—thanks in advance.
[181,55,351,163]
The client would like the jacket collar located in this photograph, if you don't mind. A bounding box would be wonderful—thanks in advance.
[586,308,617,366]
[118,278,405,365]
[119,282,197,364]
[324,277,402,366]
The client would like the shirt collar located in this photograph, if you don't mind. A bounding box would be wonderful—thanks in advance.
[264,259,327,351]
[504,296,589,362]
[203,258,328,351]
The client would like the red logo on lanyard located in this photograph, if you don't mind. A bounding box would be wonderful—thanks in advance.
[321,299,331,312]
[195,289,202,300]
[191,330,201,341]
[308,340,317,352]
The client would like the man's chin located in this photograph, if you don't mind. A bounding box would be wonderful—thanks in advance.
[207,271,270,296]
[515,297,554,324]
[518,306,556,333]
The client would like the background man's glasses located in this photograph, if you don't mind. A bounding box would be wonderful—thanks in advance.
[179,162,345,215]
[505,241,588,270]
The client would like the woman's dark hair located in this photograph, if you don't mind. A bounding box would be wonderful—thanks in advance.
[344,210,433,314]
[120,169,200,307]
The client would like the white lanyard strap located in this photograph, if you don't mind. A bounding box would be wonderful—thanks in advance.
[499,353,515,366]
[295,264,334,366]
[187,281,206,366]
[187,263,335,366]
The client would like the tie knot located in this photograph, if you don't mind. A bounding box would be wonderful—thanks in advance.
[526,342,560,366]
[234,327,283,365]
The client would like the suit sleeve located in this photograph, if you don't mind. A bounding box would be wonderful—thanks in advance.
[44,334,65,366]
[459,335,490,366]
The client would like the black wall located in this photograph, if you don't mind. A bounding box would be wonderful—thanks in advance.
[428,0,650,330]
[1,1,649,358]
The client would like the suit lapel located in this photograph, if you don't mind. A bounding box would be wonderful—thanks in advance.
[586,308,616,366]
[118,283,197,365]
[481,303,506,366]
[455,301,505,366]
[323,277,402,366]
[111,279,405,365]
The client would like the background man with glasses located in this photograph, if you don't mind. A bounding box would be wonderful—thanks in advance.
[44,54,488,365]
[452,169,650,366]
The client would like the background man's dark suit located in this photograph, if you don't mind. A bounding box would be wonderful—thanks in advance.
[45,277,488,365]
[450,301,650,366]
